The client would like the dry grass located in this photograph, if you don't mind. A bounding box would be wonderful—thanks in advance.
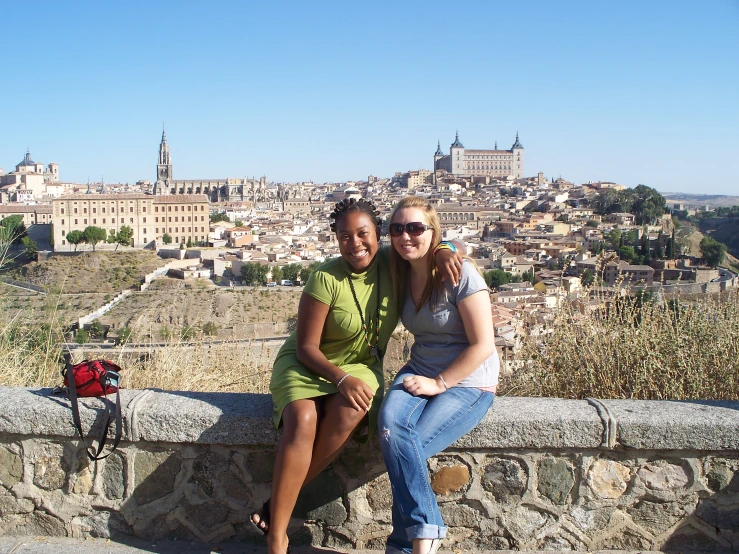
[501,286,739,400]
[70,340,281,394]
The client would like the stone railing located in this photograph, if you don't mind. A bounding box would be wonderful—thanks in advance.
[0,387,737,551]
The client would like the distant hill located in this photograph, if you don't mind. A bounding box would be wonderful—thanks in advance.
[661,192,739,209]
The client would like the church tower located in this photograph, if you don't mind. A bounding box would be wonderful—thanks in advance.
[154,129,173,195]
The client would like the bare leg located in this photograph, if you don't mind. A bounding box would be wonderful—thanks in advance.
[306,391,368,478]
[267,394,367,554]
[267,399,319,554]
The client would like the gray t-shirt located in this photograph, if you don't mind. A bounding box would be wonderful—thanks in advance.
[402,260,499,388]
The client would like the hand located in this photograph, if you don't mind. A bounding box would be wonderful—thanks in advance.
[403,375,445,397]
[435,249,463,287]
[337,375,374,412]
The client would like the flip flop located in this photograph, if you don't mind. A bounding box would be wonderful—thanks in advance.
[250,499,270,535]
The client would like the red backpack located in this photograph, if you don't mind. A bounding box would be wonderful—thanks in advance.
[56,357,123,460]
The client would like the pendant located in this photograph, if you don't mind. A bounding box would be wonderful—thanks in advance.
[370,345,380,363]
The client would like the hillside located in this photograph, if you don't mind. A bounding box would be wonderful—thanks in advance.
[6,250,166,294]
[698,217,739,260]
[676,219,739,265]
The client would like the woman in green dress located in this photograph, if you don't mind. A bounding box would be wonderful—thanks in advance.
[253,198,460,554]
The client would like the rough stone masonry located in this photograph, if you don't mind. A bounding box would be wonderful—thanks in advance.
[0,388,737,551]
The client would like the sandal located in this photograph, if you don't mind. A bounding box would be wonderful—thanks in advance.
[250,499,270,535]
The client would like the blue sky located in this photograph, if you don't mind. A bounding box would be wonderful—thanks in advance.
[2,0,738,194]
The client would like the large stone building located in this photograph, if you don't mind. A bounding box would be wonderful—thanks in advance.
[153,130,267,203]
[51,193,210,250]
[433,133,524,181]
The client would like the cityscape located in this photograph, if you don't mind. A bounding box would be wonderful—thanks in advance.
[1,127,737,361]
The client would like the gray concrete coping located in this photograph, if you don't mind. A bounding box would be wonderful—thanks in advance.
[0,386,737,450]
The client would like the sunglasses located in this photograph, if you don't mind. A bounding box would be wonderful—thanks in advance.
[389,222,431,237]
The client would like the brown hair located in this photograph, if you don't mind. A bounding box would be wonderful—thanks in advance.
[388,196,444,312]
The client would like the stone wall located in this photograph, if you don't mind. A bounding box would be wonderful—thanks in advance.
[0,387,737,551]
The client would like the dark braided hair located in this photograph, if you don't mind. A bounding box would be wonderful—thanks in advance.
[329,198,382,234]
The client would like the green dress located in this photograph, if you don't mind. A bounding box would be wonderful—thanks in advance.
[270,248,398,429]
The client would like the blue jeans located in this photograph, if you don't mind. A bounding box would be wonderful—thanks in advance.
[378,368,494,552]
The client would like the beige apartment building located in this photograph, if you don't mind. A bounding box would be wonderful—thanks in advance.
[52,193,209,251]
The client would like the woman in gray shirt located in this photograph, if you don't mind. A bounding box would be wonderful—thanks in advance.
[379,196,498,554]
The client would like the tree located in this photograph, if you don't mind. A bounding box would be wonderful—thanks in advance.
[83,226,107,251]
[162,233,173,245]
[75,328,89,344]
[202,321,219,336]
[640,232,651,262]
[271,265,283,283]
[116,225,134,249]
[606,229,622,250]
[618,246,638,264]
[700,236,727,268]
[241,262,269,286]
[581,269,595,286]
[21,236,38,260]
[66,230,85,251]
[210,213,230,223]
[300,261,321,283]
[234,219,244,227]
[282,263,302,282]
[631,185,666,225]
[186,237,193,248]
[88,320,105,339]
[0,215,27,245]
[666,229,676,259]
[483,269,513,290]
[585,220,599,228]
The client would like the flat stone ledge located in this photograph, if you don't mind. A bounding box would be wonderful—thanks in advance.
[0,387,737,450]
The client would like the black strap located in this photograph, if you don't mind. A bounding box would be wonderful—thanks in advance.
[65,357,122,461]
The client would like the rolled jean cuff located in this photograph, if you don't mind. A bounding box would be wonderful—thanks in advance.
[406,523,447,540]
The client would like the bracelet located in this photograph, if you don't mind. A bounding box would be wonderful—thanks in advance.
[336,374,350,388]
[433,241,457,255]
[437,374,449,391]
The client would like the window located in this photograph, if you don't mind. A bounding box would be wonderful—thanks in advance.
[143,217,146,223]
[62,230,65,236]
[61,219,64,225]
[93,219,96,224]
[175,206,178,212]
[84,208,87,213]
[168,217,171,222]
[84,219,87,224]
[93,208,97,214]
[112,218,115,223]
[188,206,191,211]
[74,219,78,224]
[155,207,159,213]
[168,206,171,211]
[74,208,78,214]
[103,219,106,223]
[143,207,147,213]
[175,216,178,222]
[156,228,159,233]
[61,208,65,214]
[130,218,133,223]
